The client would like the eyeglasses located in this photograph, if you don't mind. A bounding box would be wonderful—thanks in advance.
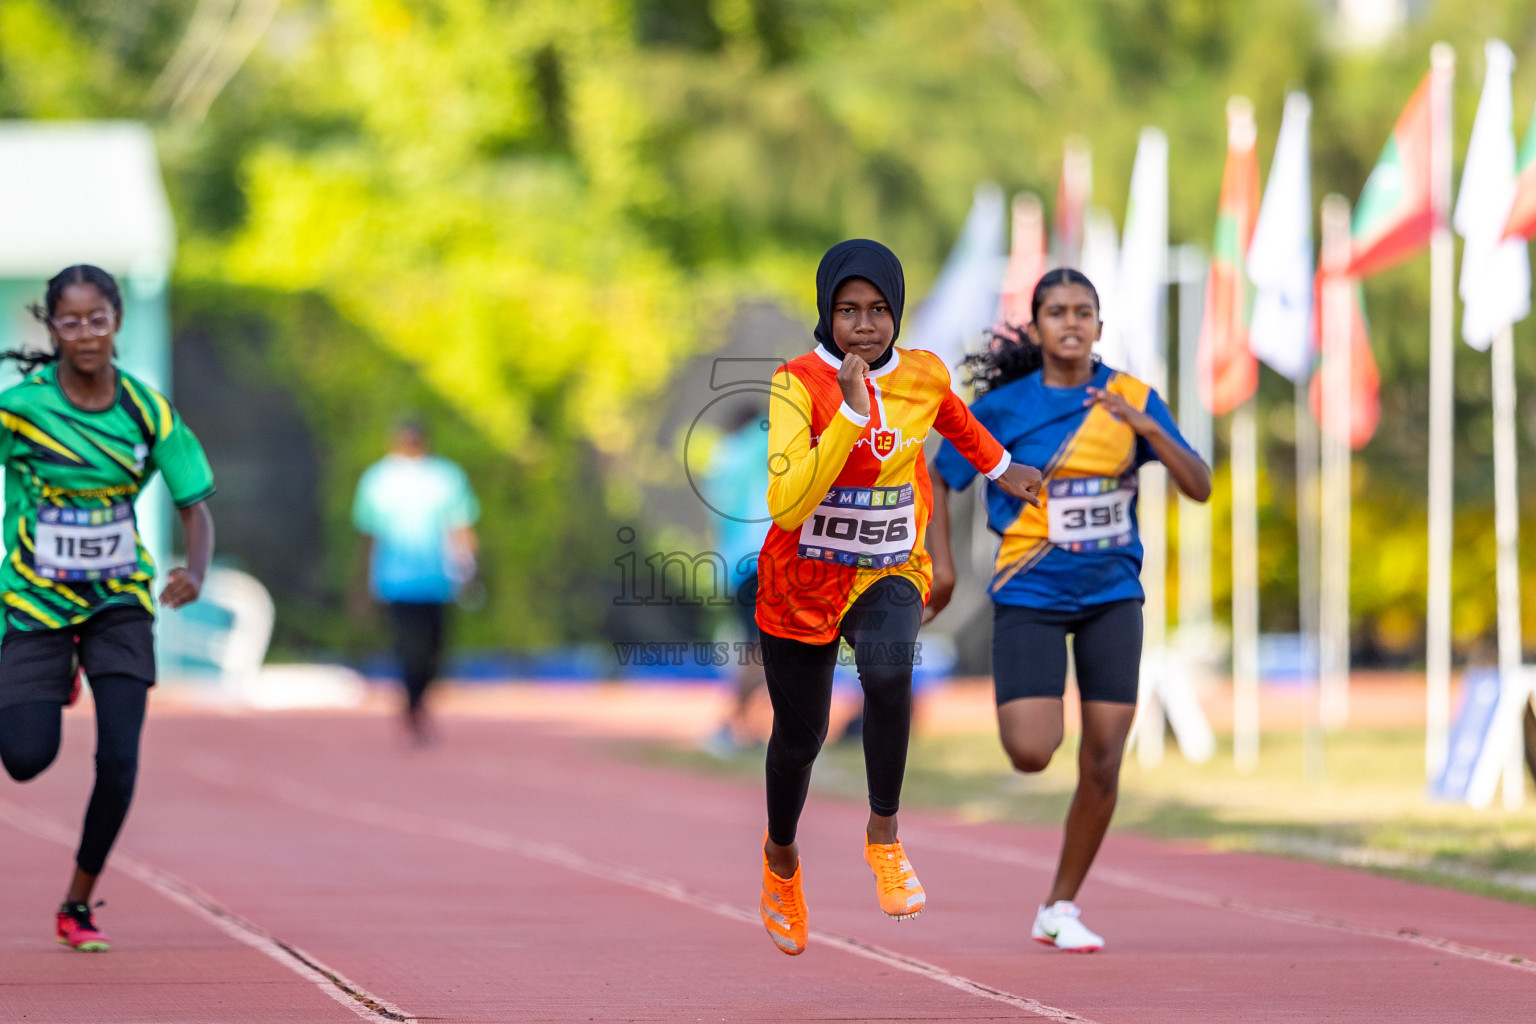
[49,313,116,341]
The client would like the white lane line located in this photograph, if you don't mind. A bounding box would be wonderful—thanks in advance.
[187,756,1104,1024]
[907,828,1536,976]
[0,798,417,1023]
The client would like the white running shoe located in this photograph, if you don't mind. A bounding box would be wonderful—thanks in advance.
[1031,901,1104,952]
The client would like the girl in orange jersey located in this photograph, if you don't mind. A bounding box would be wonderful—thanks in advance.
[755,239,1043,956]
[929,269,1211,952]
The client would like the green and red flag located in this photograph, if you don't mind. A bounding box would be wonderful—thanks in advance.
[1197,98,1261,415]
[1310,274,1381,449]
[1348,72,1437,278]
[1502,104,1536,240]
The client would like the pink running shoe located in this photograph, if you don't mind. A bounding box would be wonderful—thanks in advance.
[56,902,111,952]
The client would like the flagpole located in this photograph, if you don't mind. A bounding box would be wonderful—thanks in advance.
[1426,43,1457,780]
[1232,400,1261,771]
[1490,323,1526,809]
[1320,196,1354,752]
[1292,383,1325,779]
[1177,244,1212,679]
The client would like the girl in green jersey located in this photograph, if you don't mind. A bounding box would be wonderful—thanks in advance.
[0,265,216,951]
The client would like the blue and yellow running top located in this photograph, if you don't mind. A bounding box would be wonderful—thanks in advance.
[934,362,1198,613]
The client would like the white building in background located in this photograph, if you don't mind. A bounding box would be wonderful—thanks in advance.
[0,121,176,571]
[1332,0,1414,50]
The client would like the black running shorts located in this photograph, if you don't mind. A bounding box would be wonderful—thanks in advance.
[991,599,1142,706]
[0,606,156,710]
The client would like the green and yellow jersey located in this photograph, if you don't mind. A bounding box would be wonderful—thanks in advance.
[0,363,215,632]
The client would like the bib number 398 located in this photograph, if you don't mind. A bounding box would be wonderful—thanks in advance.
[1046,475,1136,551]
[798,485,916,569]
[34,503,139,581]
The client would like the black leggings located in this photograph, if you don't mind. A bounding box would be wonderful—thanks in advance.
[387,602,447,711]
[762,577,924,847]
[0,675,149,875]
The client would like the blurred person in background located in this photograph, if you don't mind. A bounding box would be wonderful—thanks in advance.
[0,265,216,952]
[697,400,772,756]
[351,418,479,745]
[927,269,1210,953]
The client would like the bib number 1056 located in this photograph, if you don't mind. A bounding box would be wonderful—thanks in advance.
[798,484,916,569]
[805,513,909,546]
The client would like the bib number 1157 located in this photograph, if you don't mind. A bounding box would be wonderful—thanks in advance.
[33,502,140,581]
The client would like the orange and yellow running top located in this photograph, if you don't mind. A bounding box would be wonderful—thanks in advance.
[755,345,1011,644]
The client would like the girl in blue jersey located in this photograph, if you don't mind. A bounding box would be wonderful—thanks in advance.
[927,269,1210,952]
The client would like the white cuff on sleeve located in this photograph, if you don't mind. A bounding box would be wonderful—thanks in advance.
[984,450,1012,480]
[838,402,870,428]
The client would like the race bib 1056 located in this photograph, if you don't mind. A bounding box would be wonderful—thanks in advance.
[1046,474,1136,552]
[34,502,139,581]
[798,484,916,569]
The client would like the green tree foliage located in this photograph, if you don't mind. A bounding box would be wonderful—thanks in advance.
[3,0,1534,657]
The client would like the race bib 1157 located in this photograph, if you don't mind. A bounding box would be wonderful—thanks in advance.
[33,502,139,581]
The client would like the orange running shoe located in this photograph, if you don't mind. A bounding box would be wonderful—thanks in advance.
[864,838,926,920]
[760,836,808,955]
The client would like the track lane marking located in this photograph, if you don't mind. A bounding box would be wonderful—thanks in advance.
[187,755,1103,1024]
[0,798,417,1023]
[906,828,1536,975]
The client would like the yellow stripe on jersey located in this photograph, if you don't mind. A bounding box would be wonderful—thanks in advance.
[121,377,160,440]
[9,545,90,607]
[0,412,84,464]
[991,372,1154,581]
[107,578,155,614]
[3,591,63,629]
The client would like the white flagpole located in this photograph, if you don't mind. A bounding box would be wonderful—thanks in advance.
[1491,323,1525,808]
[1177,245,1213,670]
[1231,402,1261,771]
[1426,43,1457,780]
[1319,196,1354,741]
[1121,128,1170,768]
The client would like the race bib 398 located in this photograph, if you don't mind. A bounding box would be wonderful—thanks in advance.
[1046,474,1136,552]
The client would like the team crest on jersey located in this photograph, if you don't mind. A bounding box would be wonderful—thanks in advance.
[131,444,148,473]
[870,427,901,461]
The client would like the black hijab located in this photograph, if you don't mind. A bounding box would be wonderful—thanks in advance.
[813,239,905,372]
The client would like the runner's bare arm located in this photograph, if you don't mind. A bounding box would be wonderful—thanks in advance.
[160,500,213,609]
[766,370,865,530]
[923,472,956,624]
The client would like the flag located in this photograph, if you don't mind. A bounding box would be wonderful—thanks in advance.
[1247,92,1315,383]
[1348,72,1436,278]
[1502,102,1536,240]
[1197,97,1261,415]
[1310,276,1381,449]
[1116,127,1168,385]
[905,182,1006,377]
[1054,137,1092,267]
[998,193,1047,328]
[1455,40,1530,350]
[1080,205,1121,367]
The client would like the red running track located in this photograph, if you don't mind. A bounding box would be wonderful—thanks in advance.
[3,707,1535,1023]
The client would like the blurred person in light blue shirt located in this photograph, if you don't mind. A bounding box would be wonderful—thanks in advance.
[696,401,771,756]
[352,418,479,743]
